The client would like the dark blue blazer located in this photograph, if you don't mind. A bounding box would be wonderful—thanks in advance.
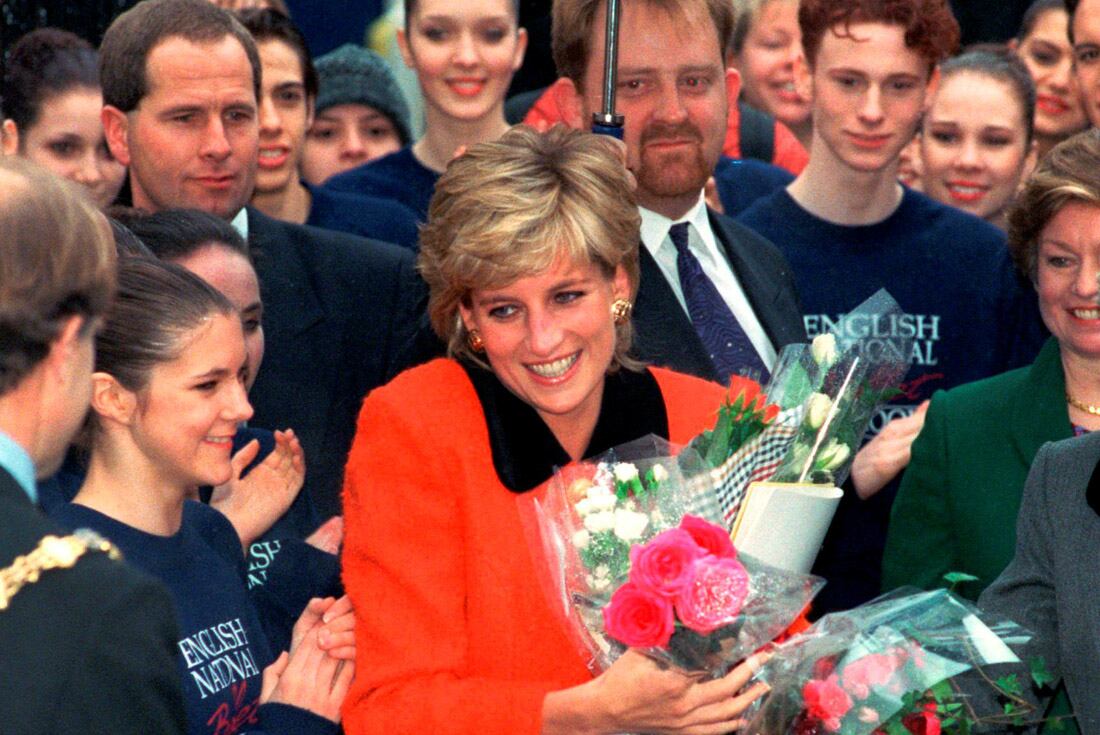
[0,468,186,734]
[245,208,427,519]
[631,208,804,384]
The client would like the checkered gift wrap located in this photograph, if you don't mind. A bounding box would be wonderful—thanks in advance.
[684,406,804,526]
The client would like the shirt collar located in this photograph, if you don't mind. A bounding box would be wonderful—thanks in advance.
[230,207,249,239]
[638,194,714,257]
[0,429,36,502]
[459,361,670,493]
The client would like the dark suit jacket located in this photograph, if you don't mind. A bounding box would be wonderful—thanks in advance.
[0,468,185,734]
[631,208,804,383]
[246,208,427,520]
[979,432,1100,735]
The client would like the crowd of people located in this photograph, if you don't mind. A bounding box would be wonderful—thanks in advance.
[3,0,1100,732]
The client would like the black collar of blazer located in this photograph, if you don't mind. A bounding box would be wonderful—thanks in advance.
[459,360,669,493]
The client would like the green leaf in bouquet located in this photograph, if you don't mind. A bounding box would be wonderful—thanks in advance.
[994,674,1023,698]
[1029,656,1055,690]
[579,532,631,580]
[942,572,980,593]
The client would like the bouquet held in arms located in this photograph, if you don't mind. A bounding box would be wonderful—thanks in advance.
[523,437,822,676]
[742,588,1058,735]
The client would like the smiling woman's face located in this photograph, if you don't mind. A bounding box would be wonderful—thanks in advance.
[399,0,526,124]
[458,256,628,446]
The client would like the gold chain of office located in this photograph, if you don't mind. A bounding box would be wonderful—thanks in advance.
[0,531,122,611]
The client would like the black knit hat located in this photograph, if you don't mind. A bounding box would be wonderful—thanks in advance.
[314,44,412,144]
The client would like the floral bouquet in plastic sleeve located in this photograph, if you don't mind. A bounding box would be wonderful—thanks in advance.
[690,289,913,526]
[742,589,1056,735]
[524,436,823,676]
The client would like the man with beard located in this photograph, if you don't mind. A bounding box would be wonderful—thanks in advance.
[551,0,804,385]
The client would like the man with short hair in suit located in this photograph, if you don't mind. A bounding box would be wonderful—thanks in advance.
[0,157,186,734]
[99,0,426,520]
[551,0,805,386]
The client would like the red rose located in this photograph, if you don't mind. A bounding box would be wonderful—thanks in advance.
[903,710,941,735]
[841,653,904,699]
[812,654,840,680]
[602,582,676,648]
[674,555,750,634]
[679,515,737,559]
[629,528,705,597]
[802,676,853,732]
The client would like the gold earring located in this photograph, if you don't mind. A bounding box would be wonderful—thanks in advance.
[467,329,485,352]
[611,298,633,325]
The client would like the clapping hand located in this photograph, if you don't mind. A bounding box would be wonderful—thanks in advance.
[210,429,305,548]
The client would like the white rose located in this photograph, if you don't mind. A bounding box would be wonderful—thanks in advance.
[612,462,639,483]
[651,464,669,483]
[584,510,615,534]
[613,509,650,542]
[811,333,838,366]
[572,529,591,549]
[816,439,851,471]
[806,392,833,430]
[587,485,618,513]
[574,497,595,516]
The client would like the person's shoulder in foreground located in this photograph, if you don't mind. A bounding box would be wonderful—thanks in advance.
[305,182,420,250]
[979,431,1100,734]
[321,146,438,220]
[1,472,185,734]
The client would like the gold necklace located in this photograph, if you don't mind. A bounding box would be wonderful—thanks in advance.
[1066,391,1100,416]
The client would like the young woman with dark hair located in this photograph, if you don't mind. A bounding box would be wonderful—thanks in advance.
[1,28,126,208]
[50,256,355,735]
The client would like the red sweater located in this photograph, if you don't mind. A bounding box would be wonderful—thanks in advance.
[341,359,725,734]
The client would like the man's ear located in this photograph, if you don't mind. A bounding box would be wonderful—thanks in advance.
[553,77,586,130]
[1,119,19,155]
[90,372,139,427]
[102,105,132,167]
[724,67,742,105]
[45,316,85,378]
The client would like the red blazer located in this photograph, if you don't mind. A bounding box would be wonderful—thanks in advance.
[341,359,725,734]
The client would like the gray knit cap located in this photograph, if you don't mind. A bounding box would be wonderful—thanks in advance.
[314,44,412,145]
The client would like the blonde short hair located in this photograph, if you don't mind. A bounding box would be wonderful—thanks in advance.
[418,125,642,369]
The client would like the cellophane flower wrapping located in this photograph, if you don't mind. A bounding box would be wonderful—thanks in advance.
[742,588,1038,735]
[524,436,823,676]
[697,289,914,525]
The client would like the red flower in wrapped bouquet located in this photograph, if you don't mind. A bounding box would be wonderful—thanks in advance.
[802,676,853,731]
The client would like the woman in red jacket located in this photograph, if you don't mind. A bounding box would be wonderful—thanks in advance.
[341,125,767,734]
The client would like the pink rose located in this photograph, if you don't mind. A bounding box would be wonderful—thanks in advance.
[841,653,903,699]
[602,582,676,648]
[629,528,705,597]
[802,676,853,732]
[674,555,750,634]
[679,515,737,559]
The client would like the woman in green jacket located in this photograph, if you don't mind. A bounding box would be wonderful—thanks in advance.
[883,129,1100,734]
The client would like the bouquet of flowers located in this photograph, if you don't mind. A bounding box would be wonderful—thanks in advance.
[525,437,822,675]
[742,589,1055,735]
[690,289,913,525]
